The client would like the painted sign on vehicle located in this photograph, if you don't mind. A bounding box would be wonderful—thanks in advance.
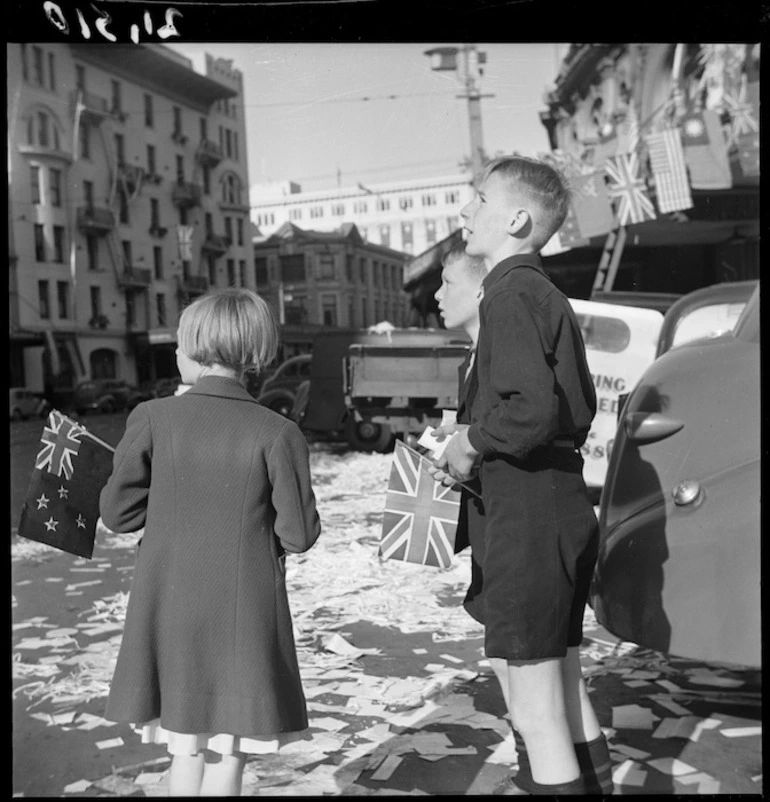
[569,299,665,490]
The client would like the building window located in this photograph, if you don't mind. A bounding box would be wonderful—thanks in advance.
[50,168,62,207]
[445,190,459,204]
[255,257,268,285]
[157,293,167,327]
[317,253,335,280]
[182,260,191,281]
[38,112,50,147]
[83,180,94,208]
[121,240,132,267]
[236,218,243,246]
[153,246,163,279]
[176,155,184,182]
[79,122,90,159]
[225,129,232,158]
[200,117,207,141]
[151,198,160,228]
[207,254,217,286]
[353,201,368,214]
[204,212,213,236]
[422,193,436,207]
[34,224,45,261]
[57,281,69,319]
[359,258,367,283]
[38,280,50,319]
[332,203,345,216]
[399,196,413,211]
[126,292,135,327]
[361,297,367,327]
[115,133,125,166]
[111,80,122,115]
[119,191,129,224]
[179,207,188,226]
[226,259,236,287]
[30,166,41,204]
[173,106,182,137]
[372,260,379,287]
[425,219,437,245]
[379,226,391,248]
[377,198,390,212]
[279,254,305,283]
[87,236,99,271]
[90,286,101,318]
[289,208,302,221]
[238,259,246,287]
[233,131,239,161]
[321,295,337,326]
[144,94,154,127]
[401,221,413,251]
[33,46,44,86]
[48,52,56,91]
[310,206,324,219]
[147,144,156,174]
[75,64,85,91]
[224,216,233,244]
[284,295,308,325]
[202,166,210,195]
[345,254,354,282]
[53,226,65,263]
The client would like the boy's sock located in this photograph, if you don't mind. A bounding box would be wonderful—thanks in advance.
[574,733,614,795]
[510,729,533,792]
[528,776,586,795]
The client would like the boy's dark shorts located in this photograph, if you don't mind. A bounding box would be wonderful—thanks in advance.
[465,445,599,661]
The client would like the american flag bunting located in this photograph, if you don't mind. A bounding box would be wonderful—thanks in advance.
[604,152,656,226]
[379,440,460,569]
[646,128,694,213]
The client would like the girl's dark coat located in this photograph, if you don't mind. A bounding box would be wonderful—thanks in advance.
[100,375,321,736]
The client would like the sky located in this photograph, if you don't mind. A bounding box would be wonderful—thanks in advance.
[165,42,569,194]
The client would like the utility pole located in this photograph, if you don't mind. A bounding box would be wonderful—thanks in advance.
[425,44,494,179]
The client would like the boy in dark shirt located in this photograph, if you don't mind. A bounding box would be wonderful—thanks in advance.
[430,156,612,795]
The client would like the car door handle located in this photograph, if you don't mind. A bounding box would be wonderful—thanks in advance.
[623,412,684,443]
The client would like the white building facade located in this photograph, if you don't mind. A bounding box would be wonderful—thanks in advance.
[250,173,475,256]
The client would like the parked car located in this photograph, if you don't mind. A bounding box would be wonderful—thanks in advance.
[255,354,312,417]
[9,388,49,421]
[153,377,182,398]
[590,285,760,668]
[72,379,151,415]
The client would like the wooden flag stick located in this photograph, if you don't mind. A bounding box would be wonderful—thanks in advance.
[53,409,116,453]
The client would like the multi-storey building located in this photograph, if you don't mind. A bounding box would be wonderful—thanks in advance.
[250,174,475,257]
[253,222,410,358]
[8,43,253,395]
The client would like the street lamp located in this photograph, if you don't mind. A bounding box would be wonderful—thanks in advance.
[424,44,493,180]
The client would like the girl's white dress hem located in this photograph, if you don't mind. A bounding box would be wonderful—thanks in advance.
[134,719,311,756]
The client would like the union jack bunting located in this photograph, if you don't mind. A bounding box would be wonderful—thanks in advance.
[19,410,115,559]
[379,440,461,569]
[645,128,693,213]
[177,225,194,260]
[604,152,656,226]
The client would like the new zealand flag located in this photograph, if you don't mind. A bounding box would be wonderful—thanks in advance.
[17,410,115,559]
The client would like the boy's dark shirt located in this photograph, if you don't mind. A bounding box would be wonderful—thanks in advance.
[466,253,597,460]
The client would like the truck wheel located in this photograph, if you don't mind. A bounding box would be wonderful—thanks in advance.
[345,418,394,453]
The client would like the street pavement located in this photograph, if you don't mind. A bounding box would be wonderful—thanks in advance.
[11,418,763,796]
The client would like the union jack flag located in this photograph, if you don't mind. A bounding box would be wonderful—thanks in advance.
[604,152,656,226]
[36,411,86,479]
[379,440,460,569]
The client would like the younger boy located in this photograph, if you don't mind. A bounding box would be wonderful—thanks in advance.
[430,156,612,795]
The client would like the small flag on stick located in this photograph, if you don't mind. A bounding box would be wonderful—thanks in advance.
[17,410,115,559]
[379,440,461,569]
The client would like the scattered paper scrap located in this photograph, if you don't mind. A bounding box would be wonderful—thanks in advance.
[612,704,654,730]
[95,737,124,750]
[370,754,403,781]
[439,653,465,664]
[720,726,762,738]
[612,760,647,787]
[134,772,167,786]
[611,744,651,761]
[677,772,721,793]
[648,757,697,776]
[63,780,92,793]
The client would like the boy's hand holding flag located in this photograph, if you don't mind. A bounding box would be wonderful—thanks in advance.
[18,410,115,559]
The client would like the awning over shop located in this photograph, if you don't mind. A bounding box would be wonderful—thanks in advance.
[403,229,463,291]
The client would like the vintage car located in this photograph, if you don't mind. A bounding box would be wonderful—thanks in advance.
[255,354,312,417]
[9,388,49,421]
[72,379,152,415]
[590,285,760,668]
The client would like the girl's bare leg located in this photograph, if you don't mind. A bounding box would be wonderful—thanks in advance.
[200,752,246,797]
[168,752,204,796]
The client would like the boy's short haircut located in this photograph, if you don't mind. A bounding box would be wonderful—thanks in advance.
[443,240,487,281]
[178,288,280,373]
[482,155,572,252]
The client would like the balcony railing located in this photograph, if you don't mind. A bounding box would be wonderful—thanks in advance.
[196,139,223,167]
[71,91,112,124]
[201,233,231,256]
[117,265,153,289]
[149,224,168,238]
[76,206,116,234]
[171,180,202,209]
[177,275,209,296]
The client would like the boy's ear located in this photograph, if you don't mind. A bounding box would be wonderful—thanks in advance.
[507,208,532,238]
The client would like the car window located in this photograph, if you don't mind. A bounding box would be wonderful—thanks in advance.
[299,361,311,377]
[574,314,631,354]
[671,301,748,349]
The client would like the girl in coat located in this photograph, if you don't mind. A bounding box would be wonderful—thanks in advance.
[100,288,322,796]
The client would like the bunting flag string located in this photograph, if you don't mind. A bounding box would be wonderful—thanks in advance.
[645,128,693,213]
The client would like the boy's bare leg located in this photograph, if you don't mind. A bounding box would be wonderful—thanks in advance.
[168,752,204,796]
[505,657,581,784]
[199,752,246,797]
[561,646,602,742]
[488,657,512,714]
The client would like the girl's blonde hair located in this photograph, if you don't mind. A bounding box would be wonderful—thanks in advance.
[177,288,280,373]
